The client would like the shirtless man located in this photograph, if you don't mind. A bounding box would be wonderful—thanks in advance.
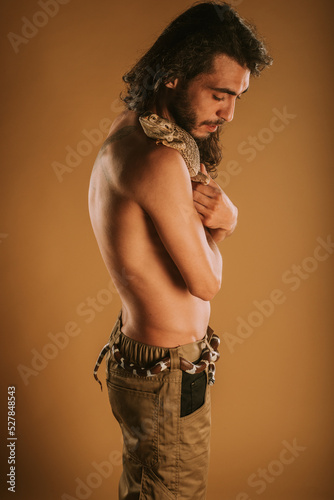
[89,52,242,346]
[89,2,272,498]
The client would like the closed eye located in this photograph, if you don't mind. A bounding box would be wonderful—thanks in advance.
[213,94,242,101]
[213,95,224,102]
[210,85,249,101]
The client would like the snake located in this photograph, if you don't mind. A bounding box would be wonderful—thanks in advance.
[94,334,220,390]
[139,112,210,185]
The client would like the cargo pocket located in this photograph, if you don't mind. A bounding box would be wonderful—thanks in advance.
[179,381,211,462]
[180,370,207,417]
[177,386,211,499]
[140,467,175,500]
[107,378,159,467]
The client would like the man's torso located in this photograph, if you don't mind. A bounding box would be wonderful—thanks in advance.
[88,110,210,347]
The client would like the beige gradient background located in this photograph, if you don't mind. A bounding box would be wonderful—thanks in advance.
[1,0,334,499]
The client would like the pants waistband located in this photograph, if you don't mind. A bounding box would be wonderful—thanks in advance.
[93,310,218,390]
[109,309,214,365]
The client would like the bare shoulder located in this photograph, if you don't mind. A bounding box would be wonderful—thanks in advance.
[92,110,190,199]
[129,144,192,209]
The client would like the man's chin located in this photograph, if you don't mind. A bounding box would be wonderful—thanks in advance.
[190,124,221,140]
[190,130,212,141]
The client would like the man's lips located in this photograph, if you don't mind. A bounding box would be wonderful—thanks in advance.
[205,124,219,132]
[201,121,224,132]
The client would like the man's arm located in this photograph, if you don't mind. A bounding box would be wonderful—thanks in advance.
[128,147,223,301]
[192,164,238,244]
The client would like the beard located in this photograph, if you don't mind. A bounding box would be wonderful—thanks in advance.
[167,82,225,146]
[167,84,198,136]
[165,82,224,172]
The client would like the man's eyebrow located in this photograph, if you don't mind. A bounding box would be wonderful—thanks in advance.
[209,86,249,96]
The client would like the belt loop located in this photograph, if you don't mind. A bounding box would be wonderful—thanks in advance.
[206,325,214,342]
[94,310,123,391]
[203,326,214,353]
[169,348,180,371]
[109,309,123,346]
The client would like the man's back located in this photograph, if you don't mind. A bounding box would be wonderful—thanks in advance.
[88,110,219,347]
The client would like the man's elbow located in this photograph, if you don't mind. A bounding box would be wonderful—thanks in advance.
[188,275,222,301]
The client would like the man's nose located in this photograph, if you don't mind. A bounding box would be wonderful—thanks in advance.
[217,100,235,123]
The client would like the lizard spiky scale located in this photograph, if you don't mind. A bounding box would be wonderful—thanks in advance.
[139,112,210,185]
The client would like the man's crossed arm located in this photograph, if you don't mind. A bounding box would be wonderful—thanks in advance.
[129,147,223,301]
[192,163,238,244]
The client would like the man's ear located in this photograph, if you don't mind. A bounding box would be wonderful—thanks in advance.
[165,78,179,89]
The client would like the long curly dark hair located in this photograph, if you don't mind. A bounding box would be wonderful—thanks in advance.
[122,1,273,175]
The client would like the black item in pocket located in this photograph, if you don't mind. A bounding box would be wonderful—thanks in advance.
[180,370,207,417]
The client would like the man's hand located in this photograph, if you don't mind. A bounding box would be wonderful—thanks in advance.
[192,164,238,244]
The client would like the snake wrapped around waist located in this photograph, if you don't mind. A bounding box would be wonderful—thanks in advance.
[111,334,220,385]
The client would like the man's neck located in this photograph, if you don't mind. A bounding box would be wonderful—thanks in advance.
[149,88,177,124]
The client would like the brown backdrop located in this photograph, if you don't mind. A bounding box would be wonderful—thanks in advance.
[1,1,334,499]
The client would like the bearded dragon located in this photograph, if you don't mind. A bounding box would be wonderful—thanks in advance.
[139,112,210,185]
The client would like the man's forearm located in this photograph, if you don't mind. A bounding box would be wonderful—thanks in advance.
[206,210,238,243]
[207,227,228,244]
[204,227,223,280]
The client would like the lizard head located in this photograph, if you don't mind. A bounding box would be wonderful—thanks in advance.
[139,112,175,140]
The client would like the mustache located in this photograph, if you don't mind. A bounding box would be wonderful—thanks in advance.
[201,119,225,126]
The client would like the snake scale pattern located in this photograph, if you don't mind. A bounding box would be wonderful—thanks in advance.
[93,115,219,390]
[94,334,220,390]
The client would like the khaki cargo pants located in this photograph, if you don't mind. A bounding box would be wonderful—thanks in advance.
[100,311,215,499]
